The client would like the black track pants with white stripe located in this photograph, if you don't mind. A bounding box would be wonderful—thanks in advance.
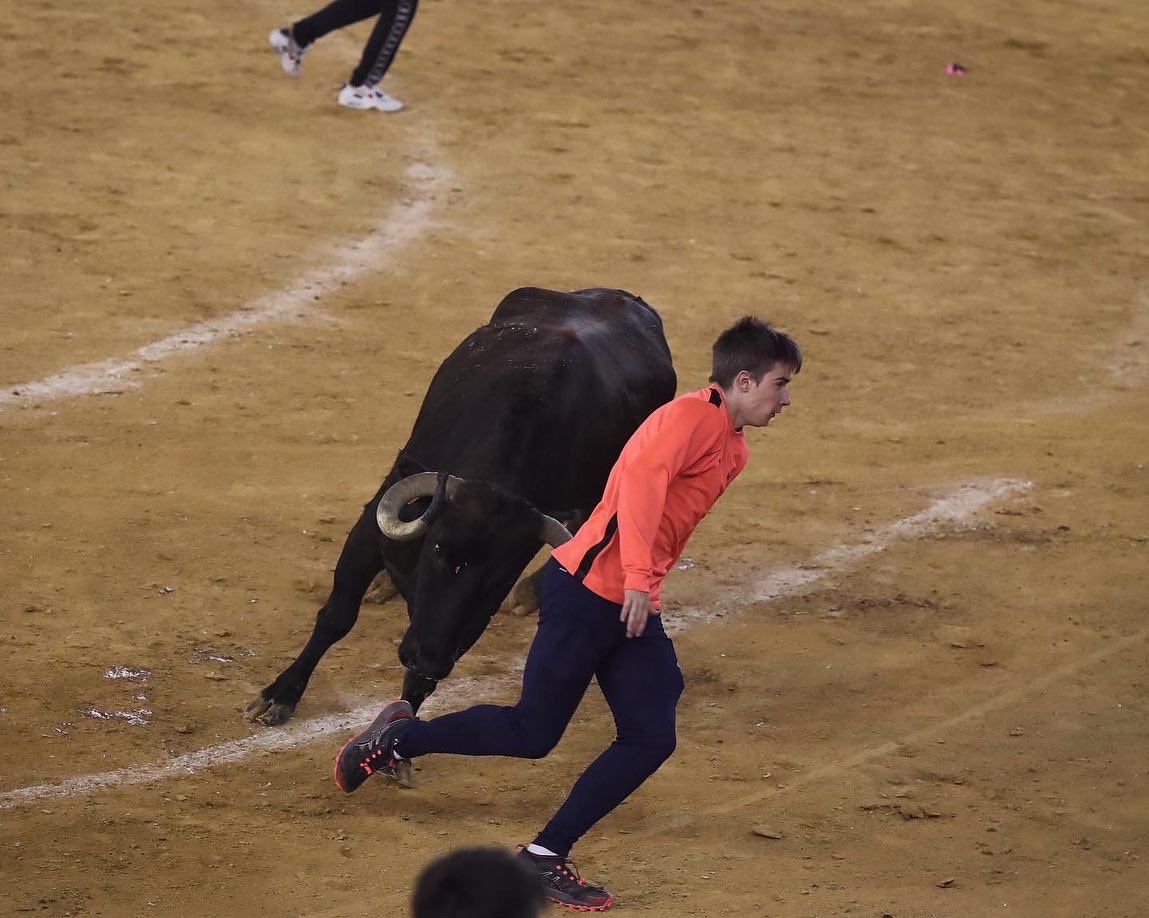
[292,0,418,87]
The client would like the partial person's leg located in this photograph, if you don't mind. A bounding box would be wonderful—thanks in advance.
[395,562,609,760]
[348,0,418,87]
[533,615,685,857]
[292,0,380,48]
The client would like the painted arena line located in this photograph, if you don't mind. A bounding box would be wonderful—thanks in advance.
[666,477,1032,633]
[0,478,1028,811]
[0,159,450,410]
[0,674,510,811]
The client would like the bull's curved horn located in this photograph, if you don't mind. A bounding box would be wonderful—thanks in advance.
[376,472,463,541]
[538,513,573,548]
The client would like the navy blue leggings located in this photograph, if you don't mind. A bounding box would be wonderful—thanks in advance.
[395,559,685,857]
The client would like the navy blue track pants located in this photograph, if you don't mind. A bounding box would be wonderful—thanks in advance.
[396,559,685,857]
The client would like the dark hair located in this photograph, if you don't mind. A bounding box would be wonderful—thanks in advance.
[411,847,545,918]
[709,316,802,388]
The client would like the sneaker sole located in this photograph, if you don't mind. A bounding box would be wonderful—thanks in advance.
[545,894,614,913]
[333,700,413,792]
[337,99,403,113]
[336,86,404,112]
[333,735,360,791]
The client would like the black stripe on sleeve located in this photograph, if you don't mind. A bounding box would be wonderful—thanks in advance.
[708,388,723,407]
[574,513,618,581]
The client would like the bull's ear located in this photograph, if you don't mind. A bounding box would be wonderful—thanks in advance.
[537,512,574,549]
[394,450,428,478]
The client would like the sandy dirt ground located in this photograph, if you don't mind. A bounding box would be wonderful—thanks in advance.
[1,0,1147,915]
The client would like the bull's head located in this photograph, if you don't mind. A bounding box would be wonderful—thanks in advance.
[376,472,571,685]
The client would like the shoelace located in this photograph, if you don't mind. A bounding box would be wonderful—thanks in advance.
[553,859,585,886]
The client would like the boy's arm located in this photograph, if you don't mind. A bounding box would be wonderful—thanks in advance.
[615,401,723,595]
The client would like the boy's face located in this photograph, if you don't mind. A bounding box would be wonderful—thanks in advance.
[732,362,794,428]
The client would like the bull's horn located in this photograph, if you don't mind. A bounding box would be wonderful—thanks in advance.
[539,513,573,548]
[376,472,462,541]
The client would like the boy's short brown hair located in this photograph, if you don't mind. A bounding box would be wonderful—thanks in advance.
[709,317,802,388]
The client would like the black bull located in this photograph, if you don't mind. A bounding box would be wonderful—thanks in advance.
[245,287,676,725]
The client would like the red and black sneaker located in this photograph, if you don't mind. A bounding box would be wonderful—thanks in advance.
[333,699,414,792]
[516,847,614,912]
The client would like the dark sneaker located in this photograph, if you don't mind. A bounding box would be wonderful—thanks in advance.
[333,699,413,792]
[516,848,614,912]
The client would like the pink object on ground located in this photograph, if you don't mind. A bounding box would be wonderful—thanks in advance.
[946,62,967,76]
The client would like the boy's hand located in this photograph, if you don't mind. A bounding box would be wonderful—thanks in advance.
[621,589,655,638]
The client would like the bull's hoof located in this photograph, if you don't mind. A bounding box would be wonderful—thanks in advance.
[243,692,297,726]
[391,758,415,788]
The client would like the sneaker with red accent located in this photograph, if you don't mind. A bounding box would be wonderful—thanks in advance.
[268,27,306,77]
[333,699,414,792]
[516,848,614,912]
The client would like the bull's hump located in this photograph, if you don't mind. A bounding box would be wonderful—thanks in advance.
[489,286,650,331]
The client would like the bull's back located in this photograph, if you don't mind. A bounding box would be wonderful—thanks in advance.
[403,287,676,511]
[486,285,674,410]
[490,287,667,353]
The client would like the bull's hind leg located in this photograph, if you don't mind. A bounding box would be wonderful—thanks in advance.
[501,513,585,616]
[245,508,383,726]
[363,569,399,604]
[501,564,547,616]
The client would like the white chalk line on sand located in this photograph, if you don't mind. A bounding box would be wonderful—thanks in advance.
[0,674,508,811]
[665,477,1032,633]
[0,478,1029,811]
[0,161,450,409]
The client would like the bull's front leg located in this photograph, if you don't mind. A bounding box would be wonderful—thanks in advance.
[398,591,514,716]
[400,668,440,714]
[245,509,384,726]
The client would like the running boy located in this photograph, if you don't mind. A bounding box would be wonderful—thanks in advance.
[334,316,802,911]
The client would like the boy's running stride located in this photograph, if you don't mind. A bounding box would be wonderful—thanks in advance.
[335,316,802,911]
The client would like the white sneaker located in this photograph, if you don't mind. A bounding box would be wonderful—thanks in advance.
[269,28,305,77]
[337,83,404,113]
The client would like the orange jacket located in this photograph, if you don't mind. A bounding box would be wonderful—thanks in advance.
[551,386,749,607]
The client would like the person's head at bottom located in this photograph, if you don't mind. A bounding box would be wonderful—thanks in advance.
[411,846,545,918]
